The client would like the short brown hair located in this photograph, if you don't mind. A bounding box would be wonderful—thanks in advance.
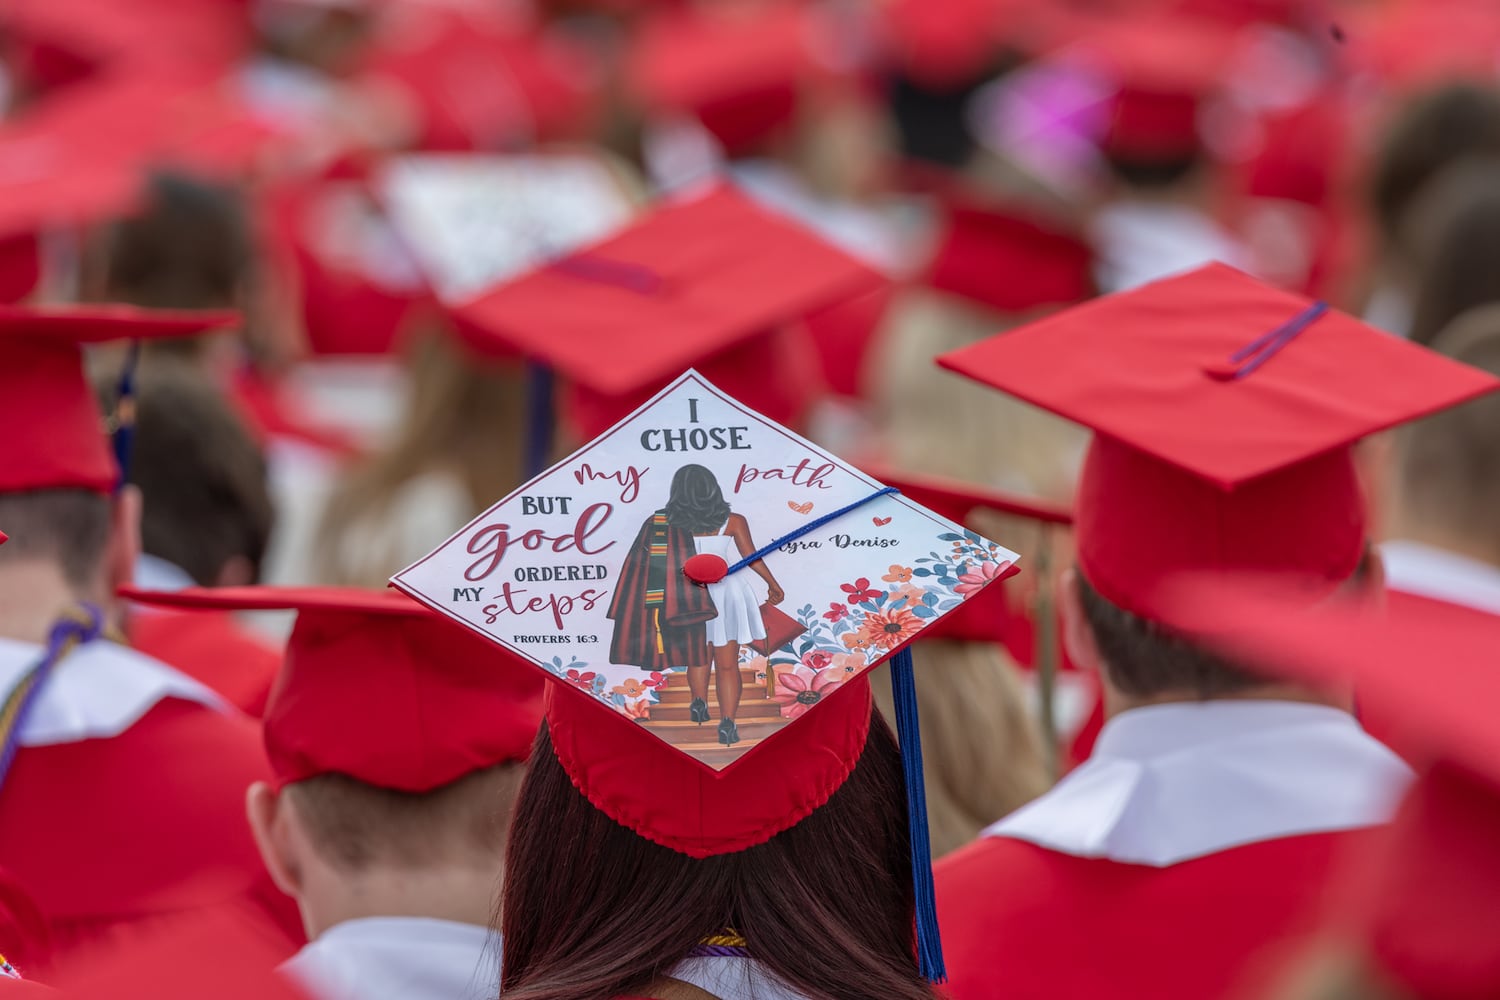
[1396,305,1500,558]
[127,363,274,586]
[286,764,523,872]
[1076,572,1263,700]
[0,490,112,587]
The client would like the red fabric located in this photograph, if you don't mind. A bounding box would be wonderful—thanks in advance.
[0,699,304,970]
[229,370,365,461]
[926,203,1093,314]
[0,867,53,978]
[799,282,892,399]
[547,674,873,858]
[938,263,1500,619]
[936,830,1375,1000]
[628,3,817,155]
[120,586,545,792]
[0,305,238,494]
[357,9,598,151]
[459,184,879,400]
[0,234,41,305]
[128,610,282,719]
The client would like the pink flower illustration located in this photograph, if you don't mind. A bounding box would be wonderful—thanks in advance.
[831,652,865,676]
[773,665,846,719]
[840,578,881,604]
[622,698,651,721]
[890,584,927,610]
[956,560,1011,597]
[641,671,668,689]
[802,650,833,671]
[565,669,597,690]
[823,602,849,622]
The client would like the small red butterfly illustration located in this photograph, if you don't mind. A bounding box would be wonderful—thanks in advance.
[788,501,814,515]
[872,516,892,527]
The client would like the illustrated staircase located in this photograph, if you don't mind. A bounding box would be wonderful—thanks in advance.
[642,664,787,768]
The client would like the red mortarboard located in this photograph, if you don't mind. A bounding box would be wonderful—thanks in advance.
[628,3,823,155]
[1155,582,1500,1000]
[392,370,1021,856]
[117,586,544,792]
[0,304,239,495]
[1063,13,1239,161]
[939,263,1500,620]
[454,183,881,429]
[925,200,1094,313]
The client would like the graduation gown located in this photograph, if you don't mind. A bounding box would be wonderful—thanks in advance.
[936,700,1412,1000]
[0,639,304,970]
[607,511,716,671]
[128,610,282,719]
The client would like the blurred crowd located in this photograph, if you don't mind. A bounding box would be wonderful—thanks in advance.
[1,0,1499,997]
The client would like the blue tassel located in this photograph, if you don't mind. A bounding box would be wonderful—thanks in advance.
[111,342,141,491]
[890,645,946,983]
[524,363,555,479]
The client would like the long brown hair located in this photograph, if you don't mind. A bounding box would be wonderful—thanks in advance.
[499,712,938,1000]
[313,328,528,586]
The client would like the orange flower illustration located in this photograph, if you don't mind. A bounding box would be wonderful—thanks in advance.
[881,564,914,583]
[842,631,873,651]
[857,607,922,650]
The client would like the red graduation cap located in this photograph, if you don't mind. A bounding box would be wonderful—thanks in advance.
[925,199,1095,313]
[938,263,1500,621]
[1063,13,1239,162]
[1153,582,1500,1000]
[0,303,239,495]
[454,183,881,436]
[118,586,544,792]
[628,2,826,156]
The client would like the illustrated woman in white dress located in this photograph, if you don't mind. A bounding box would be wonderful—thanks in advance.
[668,464,784,746]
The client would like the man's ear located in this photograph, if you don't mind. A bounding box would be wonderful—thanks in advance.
[246,782,303,898]
[104,485,143,600]
[1059,568,1102,675]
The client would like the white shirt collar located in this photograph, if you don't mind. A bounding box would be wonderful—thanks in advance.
[1382,540,1500,615]
[132,553,198,593]
[986,700,1412,867]
[668,957,813,1000]
[282,917,500,1000]
[0,637,227,746]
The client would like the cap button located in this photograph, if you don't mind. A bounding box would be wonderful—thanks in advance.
[683,553,729,585]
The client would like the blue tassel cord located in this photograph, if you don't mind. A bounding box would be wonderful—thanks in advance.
[890,645,946,983]
[110,341,141,491]
[723,487,900,576]
[523,363,556,480]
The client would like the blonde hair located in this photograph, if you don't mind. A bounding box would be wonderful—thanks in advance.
[869,641,1050,858]
[313,329,530,586]
[1269,944,1414,1000]
[868,290,1088,502]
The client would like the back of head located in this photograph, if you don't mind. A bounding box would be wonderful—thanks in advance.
[1370,82,1500,256]
[96,173,250,313]
[285,763,523,874]
[127,363,274,586]
[0,490,111,593]
[500,710,935,1000]
[1406,162,1500,347]
[1394,304,1500,565]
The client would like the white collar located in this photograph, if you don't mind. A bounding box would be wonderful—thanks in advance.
[0,636,227,746]
[131,553,197,593]
[668,957,813,1000]
[986,700,1412,867]
[1381,540,1500,615]
[283,917,499,1000]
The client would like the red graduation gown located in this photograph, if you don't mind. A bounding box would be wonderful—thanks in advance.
[128,611,282,719]
[935,830,1377,1000]
[0,698,304,972]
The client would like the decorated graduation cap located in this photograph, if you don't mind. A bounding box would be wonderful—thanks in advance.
[939,262,1500,622]
[452,182,882,471]
[117,586,544,792]
[393,370,1022,979]
[1155,582,1500,1000]
[0,303,239,495]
